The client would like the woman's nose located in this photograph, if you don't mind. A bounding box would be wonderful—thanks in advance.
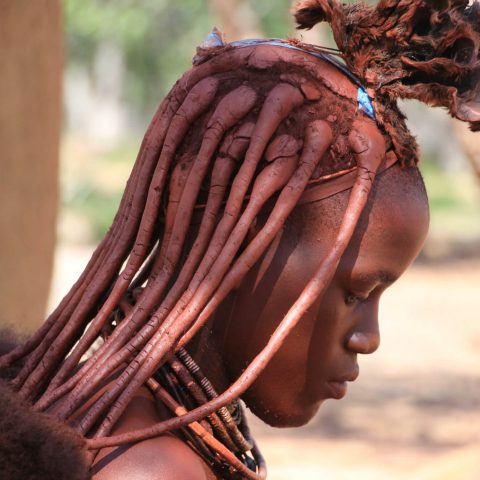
[346,309,380,354]
[346,331,380,354]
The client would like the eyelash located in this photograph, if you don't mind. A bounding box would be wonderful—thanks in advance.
[344,291,368,306]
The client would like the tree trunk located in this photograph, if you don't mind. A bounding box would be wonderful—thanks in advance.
[0,0,62,333]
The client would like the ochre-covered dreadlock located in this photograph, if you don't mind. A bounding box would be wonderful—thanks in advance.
[295,0,480,133]
[1,1,478,478]
[0,40,386,477]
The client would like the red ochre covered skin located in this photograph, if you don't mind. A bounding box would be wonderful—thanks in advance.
[1,0,479,478]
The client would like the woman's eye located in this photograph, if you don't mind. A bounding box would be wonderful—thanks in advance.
[345,293,359,305]
[344,292,368,306]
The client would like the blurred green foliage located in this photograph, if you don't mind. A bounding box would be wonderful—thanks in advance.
[61,140,139,240]
[421,157,480,241]
[63,0,302,115]
[65,0,215,113]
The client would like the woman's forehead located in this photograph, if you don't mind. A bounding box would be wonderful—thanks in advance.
[297,150,399,206]
[289,164,429,254]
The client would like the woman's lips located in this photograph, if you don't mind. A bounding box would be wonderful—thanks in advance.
[327,366,360,399]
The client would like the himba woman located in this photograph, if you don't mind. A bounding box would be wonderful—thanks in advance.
[1,0,479,479]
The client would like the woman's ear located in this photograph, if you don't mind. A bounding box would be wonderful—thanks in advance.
[293,0,341,29]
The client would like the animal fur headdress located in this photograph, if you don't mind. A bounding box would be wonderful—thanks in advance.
[294,0,480,131]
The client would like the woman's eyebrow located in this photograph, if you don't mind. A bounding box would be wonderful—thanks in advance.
[378,270,398,285]
[355,270,398,285]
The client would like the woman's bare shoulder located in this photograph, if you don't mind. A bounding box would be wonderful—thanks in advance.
[91,386,216,480]
[92,434,213,480]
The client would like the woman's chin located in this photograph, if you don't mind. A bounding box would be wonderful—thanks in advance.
[244,395,323,428]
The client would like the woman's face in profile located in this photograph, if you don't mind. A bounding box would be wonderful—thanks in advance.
[215,166,430,427]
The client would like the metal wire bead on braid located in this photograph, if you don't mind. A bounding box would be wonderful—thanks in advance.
[151,348,263,477]
[177,347,253,452]
[102,289,262,477]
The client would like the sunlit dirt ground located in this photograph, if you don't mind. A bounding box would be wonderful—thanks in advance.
[49,248,480,480]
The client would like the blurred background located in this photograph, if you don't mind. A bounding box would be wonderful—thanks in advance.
[1,0,479,478]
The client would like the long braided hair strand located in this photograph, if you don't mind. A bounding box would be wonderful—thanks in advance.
[0,42,389,478]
